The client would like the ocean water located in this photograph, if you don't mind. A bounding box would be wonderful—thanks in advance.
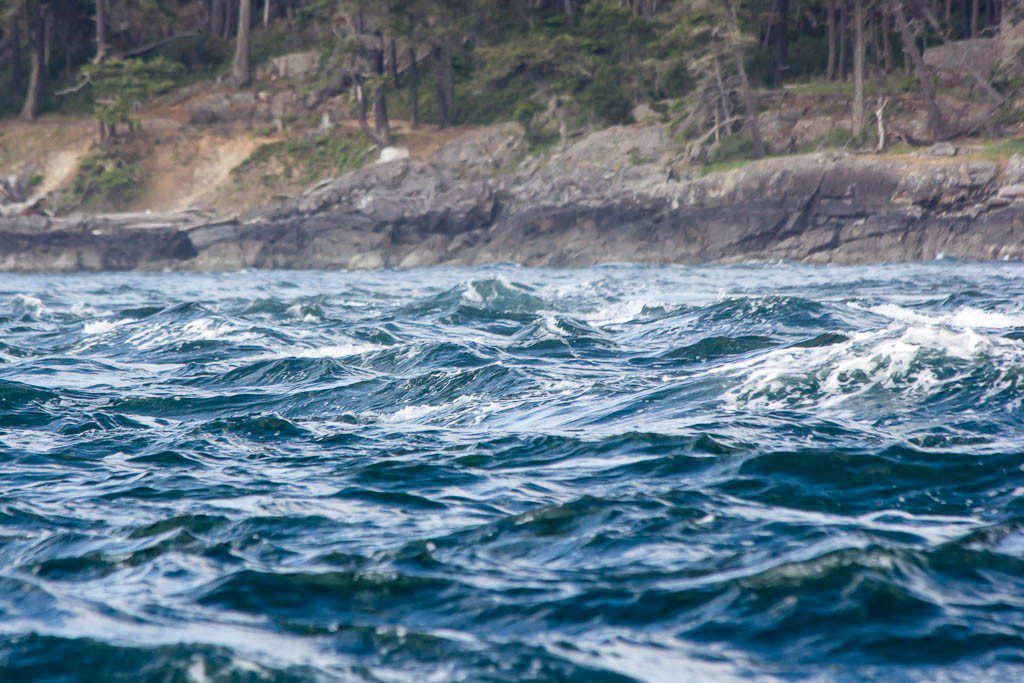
[1,263,1024,682]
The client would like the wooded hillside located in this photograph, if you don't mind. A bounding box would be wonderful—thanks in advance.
[1,1,1022,160]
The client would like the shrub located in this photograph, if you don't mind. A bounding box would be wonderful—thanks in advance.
[69,150,140,209]
[662,60,694,99]
[579,65,633,125]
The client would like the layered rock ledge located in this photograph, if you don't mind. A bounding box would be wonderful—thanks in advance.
[3,131,1024,272]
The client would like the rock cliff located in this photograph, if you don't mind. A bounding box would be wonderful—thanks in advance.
[3,125,1024,272]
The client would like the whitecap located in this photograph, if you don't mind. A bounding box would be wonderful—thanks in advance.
[720,320,1024,411]
[948,307,1024,330]
[11,293,45,315]
[264,342,382,360]
[855,302,1024,330]
[82,319,123,336]
[125,317,260,350]
[462,281,484,304]
[69,302,100,317]
[580,299,654,326]
[284,303,321,323]
[377,404,443,423]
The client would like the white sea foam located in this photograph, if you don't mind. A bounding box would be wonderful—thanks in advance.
[854,302,1024,330]
[11,293,45,315]
[539,314,570,339]
[581,299,654,326]
[462,281,484,304]
[82,319,123,335]
[539,377,591,396]
[231,340,384,366]
[949,307,1024,329]
[378,404,444,422]
[720,311,1024,411]
[278,342,381,359]
[369,394,481,424]
[69,302,100,317]
[284,303,320,323]
[125,317,259,350]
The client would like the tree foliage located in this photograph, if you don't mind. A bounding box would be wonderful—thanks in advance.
[81,57,181,142]
[0,0,1019,153]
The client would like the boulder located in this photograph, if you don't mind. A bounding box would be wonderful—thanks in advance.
[925,142,958,157]
[1004,155,1024,184]
[186,92,266,125]
[631,103,661,125]
[257,51,320,81]
[269,91,302,120]
[429,122,526,179]
[378,147,411,163]
[555,123,668,171]
[998,183,1024,200]
[924,38,999,86]
[791,116,838,150]
[758,112,794,152]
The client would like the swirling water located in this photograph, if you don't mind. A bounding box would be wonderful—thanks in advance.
[2,263,1024,682]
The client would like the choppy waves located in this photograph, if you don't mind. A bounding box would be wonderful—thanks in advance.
[2,264,1024,681]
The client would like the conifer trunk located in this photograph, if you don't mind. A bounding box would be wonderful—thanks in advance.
[211,0,226,39]
[827,0,837,80]
[409,47,420,129]
[881,5,894,72]
[853,0,866,133]
[231,0,252,87]
[839,1,849,79]
[11,3,24,98]
[373,84,391,143]
[95,0,108,61]
[20,4,45,121]
[389,38,399,86]
[432,42,454,128]
[774,0,789,83]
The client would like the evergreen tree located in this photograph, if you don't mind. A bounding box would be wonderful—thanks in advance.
[81,56,181,144]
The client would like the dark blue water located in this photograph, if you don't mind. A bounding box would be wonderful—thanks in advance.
[2,263,1024,681]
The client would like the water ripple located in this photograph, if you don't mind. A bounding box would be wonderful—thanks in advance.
[1,263,1023,681]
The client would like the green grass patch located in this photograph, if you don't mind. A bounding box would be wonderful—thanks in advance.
[797,125,878,154]
[980,137,1024,159]
[232,130,375,186]
[699,158,755,177]
[785,79,854,96]
[785,74,918,97]
[707,133,754,164]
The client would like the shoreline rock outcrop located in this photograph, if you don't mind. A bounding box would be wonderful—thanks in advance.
[3,126,1024,272]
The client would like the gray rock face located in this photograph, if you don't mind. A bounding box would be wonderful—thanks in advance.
[923,38,1000,87]
[0,216,196,272]
[429,122,526,180]
[4,126,1024,272]
[257,51,319,81]
[790,116,838,150]
[186,92,270,125]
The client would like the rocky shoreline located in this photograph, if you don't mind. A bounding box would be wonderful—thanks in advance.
[3,124,1024,272]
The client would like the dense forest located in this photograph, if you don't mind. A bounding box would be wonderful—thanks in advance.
[0,1,1022,157]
